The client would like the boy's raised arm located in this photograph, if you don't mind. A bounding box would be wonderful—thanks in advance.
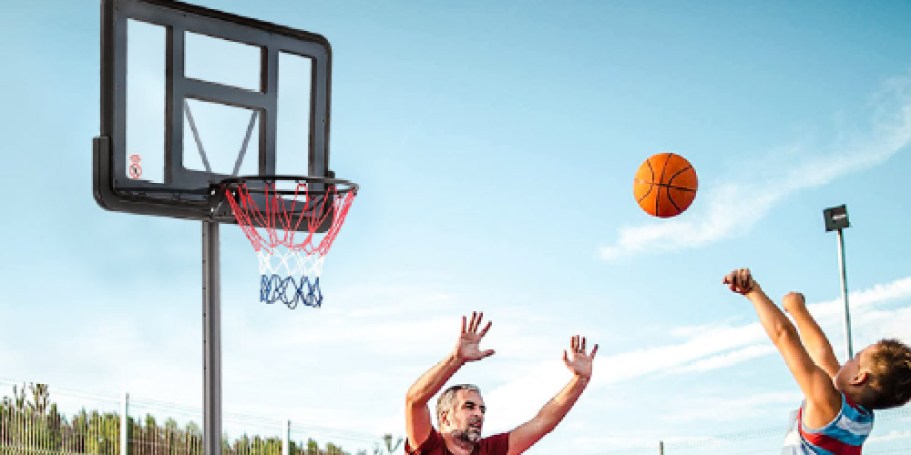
[782,292,841,379]
[723,268,841,429]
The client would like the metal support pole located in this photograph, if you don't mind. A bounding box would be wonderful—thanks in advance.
[836,228,853,359]
[203,221,222,455]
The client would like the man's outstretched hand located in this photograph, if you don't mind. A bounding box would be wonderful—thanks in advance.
[563,335,598,380]
[454,311,495,363]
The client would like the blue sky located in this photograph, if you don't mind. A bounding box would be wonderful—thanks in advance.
[2,1,911,453]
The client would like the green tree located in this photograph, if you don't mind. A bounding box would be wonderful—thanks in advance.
[185,421,203,453]
[383,434,402,454]
[326,441,345,455]
[11,383,26,411]
[372,433,402,455]
[28,383,50,414]
[306,438,320,455]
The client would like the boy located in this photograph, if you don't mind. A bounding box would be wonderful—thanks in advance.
[723,268,911,454]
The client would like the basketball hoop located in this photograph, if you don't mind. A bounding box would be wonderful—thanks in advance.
[218,176,358,308]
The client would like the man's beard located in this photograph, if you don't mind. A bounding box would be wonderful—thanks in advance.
[453,427,482,444]
[453,418,483,444]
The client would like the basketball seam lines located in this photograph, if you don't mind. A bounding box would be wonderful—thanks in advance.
[635,160,656,204]
[657,154,672,216]
[666,164,695,212]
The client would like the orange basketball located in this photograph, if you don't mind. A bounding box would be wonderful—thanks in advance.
[633,152,698,218]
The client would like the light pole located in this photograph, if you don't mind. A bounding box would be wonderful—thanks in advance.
[823,204,853,359]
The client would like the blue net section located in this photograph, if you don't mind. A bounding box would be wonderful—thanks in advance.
[255,247,327,309]
[260,274,322,308]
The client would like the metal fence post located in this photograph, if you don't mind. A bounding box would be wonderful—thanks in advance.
[283,420,291,455]
[120,392,129,455]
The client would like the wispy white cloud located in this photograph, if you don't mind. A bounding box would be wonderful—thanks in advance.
[571,434,673,453]
[664,274,911,375]
[660,391,799,423]
[869,428,911,443]
[671,344,775,374]
[599,73,911,261]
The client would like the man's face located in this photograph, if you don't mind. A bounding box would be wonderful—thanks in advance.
[443,389,486,443]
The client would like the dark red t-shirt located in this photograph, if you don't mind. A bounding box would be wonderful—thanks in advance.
[405,428,509,455]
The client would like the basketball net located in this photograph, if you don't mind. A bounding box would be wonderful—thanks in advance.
[223,178,356,308]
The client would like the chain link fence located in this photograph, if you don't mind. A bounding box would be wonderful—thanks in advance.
[0,380,390,455]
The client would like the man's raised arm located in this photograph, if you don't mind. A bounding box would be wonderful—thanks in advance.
[405,312,495,449]
[507,335,598,455]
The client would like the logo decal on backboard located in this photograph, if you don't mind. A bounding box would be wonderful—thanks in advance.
[128,154,143,179]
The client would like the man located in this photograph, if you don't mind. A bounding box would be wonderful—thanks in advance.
[405,311,598,455]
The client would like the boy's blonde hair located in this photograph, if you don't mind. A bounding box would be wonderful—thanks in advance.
[864,338,911,410]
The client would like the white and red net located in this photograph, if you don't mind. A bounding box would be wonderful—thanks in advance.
[223,178,357,308]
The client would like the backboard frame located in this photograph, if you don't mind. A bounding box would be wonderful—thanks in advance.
[94,0,334,223]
